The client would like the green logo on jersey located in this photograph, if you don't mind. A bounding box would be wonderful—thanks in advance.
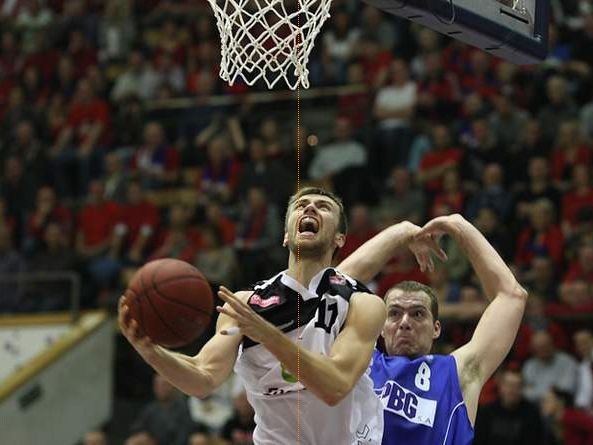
[281,364,298,383]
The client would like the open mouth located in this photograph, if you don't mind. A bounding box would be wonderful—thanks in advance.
[297,216,319,237]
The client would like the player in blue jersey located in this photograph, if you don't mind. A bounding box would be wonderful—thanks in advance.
[340,214,528,445]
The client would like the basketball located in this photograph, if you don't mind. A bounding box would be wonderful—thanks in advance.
[125,258,214,348]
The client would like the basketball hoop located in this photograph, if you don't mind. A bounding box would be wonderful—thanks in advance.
[207,0,331,90]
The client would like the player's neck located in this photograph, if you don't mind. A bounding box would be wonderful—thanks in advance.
[286,253,333,288]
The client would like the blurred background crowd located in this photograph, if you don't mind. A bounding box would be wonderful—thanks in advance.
[1,0,593,444]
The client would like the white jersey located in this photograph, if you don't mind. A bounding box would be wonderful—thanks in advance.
[234,267,384,445]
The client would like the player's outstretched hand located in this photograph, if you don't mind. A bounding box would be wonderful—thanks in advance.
[118,295,158,359]
[406,223,448,273]
[415,214,466,241]
[217,286,275,344]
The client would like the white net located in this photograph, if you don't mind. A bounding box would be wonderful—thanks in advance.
[207,0,332,90]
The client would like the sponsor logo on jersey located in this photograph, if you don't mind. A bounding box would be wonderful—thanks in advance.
[329,274,347,285]
[281,364,298,383]
[375,380,437,427]
[250,294,281,307]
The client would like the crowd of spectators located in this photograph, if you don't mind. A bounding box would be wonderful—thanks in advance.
[1,0,593,444]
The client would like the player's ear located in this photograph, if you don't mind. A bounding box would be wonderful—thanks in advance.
[433,320,441,340]
[334,232,345,249]
[282,232,288,247]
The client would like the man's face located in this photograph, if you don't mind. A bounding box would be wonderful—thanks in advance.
[284,194,344,259]
[531,332,554,361]
[382,289,440,358]
[573,330,593,360]
[498,371,523,407]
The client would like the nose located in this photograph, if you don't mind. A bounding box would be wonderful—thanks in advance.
[303,203,317,215]
[398,313,412,330]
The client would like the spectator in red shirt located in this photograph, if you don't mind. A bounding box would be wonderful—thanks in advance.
[562,165,593,235]
[460,50,498,98]
[113,181,160,266]
[415,50,461,122]
[76,179,122,304]
[377,250,429,297]
[130,121,180,189]
[337,203,377,263]
[25,184,72,253]
[418,124,463,195]
[200,136,241,203]
[515,198,564,269]
[514,157,562,225]
[204,199,236,246]
[66,29,97,79]
[550,120,592,186]
[149,203,202,263]
[512,294,570,364]
[547,280,593,318]
[355,37,392,89]
[234,186,282,286]
[541,387,593,445]
[564,244,593,284]
[431,168,465,217]
[50,78,110,197]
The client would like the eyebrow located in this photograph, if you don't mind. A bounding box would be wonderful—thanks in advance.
[387,304,428,311]
[294,198,335,208]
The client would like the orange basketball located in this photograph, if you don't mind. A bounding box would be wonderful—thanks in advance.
[125,259,214,348]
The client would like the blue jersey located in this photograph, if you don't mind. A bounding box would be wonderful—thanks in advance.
[370,350,474,445]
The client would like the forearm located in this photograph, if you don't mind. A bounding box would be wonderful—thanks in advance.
[452,216,526,300]
[262,328,350,406]
[338,222,415,283]
[145,346,214,398]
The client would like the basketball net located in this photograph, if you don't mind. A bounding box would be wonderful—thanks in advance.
[207,0,331,89]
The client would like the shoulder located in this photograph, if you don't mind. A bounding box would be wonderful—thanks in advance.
[347,292,386,333]
[234,290,252,303]
[331,268,373,294]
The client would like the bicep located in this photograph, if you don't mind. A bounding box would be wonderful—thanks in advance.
[329,293,385,383]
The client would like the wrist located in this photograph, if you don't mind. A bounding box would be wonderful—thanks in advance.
[391,221,418,245]
[259,322,285,349]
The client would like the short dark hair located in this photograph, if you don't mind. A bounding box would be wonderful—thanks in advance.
[389,281,439,321]
[285,187,348,234]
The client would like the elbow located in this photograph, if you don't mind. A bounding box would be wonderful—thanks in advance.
[322,392,346,407]
[321,380,352,407]
[512,284,529,301]
[192,389,212,400]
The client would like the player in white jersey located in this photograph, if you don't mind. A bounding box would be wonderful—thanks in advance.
[118,187,440,444]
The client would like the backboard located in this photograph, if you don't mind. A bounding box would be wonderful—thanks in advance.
[361,0,549,64]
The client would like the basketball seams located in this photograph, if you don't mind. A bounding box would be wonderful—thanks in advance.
[126,259,214,348]
[140,270,187,346]
[154,273,209,287]
[150,275,213,317]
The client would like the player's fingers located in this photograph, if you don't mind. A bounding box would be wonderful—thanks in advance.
[414,252,426,272]
[129,319,145,341]
[118,304,131,332]
[216,305,241,321]
[218,288,251,315]
[219,286,238,300]
[425,235,447,261]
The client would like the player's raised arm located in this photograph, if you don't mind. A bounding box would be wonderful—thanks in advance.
[337,221,446,283]
[218,287,386,406]
[118,292,246,399]
[416,214,528,419]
